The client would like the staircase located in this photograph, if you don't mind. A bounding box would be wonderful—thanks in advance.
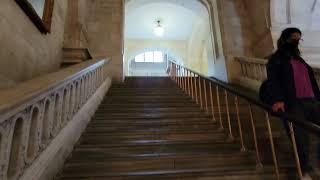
[58,77,298,179]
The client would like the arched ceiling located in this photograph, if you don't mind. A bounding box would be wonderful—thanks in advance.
[272,0,320,30]
[125,0,209,40]
[271,0,320,62]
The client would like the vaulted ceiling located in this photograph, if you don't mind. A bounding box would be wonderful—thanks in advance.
[125,0,209,40]
[272,0,320,30]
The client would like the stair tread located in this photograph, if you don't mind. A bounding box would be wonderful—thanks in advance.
[60,165,295,178]
[58,77,298,180]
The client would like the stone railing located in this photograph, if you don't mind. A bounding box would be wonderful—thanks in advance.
[234,56,267,81]
[234,56,320,88]
[313,68,320,85]
[0,58,110,180]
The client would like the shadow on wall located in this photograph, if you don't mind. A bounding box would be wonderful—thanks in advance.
[0,74,16,89]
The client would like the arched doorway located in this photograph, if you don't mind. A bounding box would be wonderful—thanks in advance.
[124,0,225,78]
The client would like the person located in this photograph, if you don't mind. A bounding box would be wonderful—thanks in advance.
[267,27,320,179]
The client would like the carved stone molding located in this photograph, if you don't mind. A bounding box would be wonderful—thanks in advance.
[0,59,109,180]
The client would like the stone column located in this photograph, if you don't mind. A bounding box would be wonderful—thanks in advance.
[62,0,91,67]
[86,0,125,82]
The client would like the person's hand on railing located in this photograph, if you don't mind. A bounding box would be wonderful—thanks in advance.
[272,101,285,112]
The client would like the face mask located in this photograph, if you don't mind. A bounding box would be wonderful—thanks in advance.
[285,40,299,50]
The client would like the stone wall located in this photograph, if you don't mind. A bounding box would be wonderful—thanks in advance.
[186,19,209,74]
[124,39,187,76]
[0,0,68,88]
[214,0,273,83]
[86,0,124,82]
[243,0,273,58]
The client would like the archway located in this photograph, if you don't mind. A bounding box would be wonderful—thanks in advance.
[124,0,225,78]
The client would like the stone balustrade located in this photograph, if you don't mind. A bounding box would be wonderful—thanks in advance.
[313,68,320,86]
[0,59,110,180]
[234,56,320,89]
[234,57,267,82]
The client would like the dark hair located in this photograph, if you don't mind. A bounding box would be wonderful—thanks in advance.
[277,27,302,49]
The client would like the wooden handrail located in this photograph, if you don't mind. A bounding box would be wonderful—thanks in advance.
[169,60,320,134]
[168,60,313,178]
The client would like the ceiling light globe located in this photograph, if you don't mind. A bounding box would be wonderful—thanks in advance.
[154,26,164,37]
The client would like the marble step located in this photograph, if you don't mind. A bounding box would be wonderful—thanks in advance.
[58,77,299,180]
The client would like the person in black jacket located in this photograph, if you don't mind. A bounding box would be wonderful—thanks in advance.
[267,27,320,179]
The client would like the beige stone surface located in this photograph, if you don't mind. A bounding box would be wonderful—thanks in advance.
[124,39,188,75]
[243,0,273,58]
[86,0,124,82]
[213,0,272,83]
[19,78,111,180]
[64,0,88,49]
[0,0,68,88]
[0,59,108,120]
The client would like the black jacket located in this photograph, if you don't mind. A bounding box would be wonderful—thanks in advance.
[266,51,320,107]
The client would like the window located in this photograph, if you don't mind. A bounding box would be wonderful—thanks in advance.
[134,51,164,63]
[154,51,163,62]
[135,54,144,62]
[145,52,154,62]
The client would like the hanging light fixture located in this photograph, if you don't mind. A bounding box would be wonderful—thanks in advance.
[154,20,164,37]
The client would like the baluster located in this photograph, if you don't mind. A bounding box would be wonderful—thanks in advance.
[203,79,208,113]
[188,70,191,96]
[265,112,280,180]
[195,74,199,104]
[235,96,245,151]
[185,68,188,93]
[224,90,234,141]
[177,65,179,87]
[7,117,25,179]
[178,66,181,88]
[240,63,245,77]
[288,122,303,179]
[175,64,178,84]
[216,86,223,130]
[248,104,263,169]
[244,63,249,79]
[176,65,179,87]
[41,99,51,146]
[254,64,258,80]
[169,62,172,79]
[249,63,253,79]
[180,66,182,89]
[184,68,187,93]
[172,63,175,82]
[199,76,203,109]
[259,64,264,80]
[242,62,247,78]
[263,65,267,79]
[181,67,186,92]
[191,72,194,100]
[209,82,216,122]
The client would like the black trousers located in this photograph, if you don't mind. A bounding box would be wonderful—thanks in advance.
[283,99,320,173]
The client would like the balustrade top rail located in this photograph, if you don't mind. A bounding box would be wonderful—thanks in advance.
[235,56,320,70]
[0,58,109,121]
[234,56,267,65]
[171,61,320,134]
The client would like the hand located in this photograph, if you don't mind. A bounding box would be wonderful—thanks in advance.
[272,102,285,113]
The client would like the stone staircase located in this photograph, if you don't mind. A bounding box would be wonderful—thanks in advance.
[57,77,298,179]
